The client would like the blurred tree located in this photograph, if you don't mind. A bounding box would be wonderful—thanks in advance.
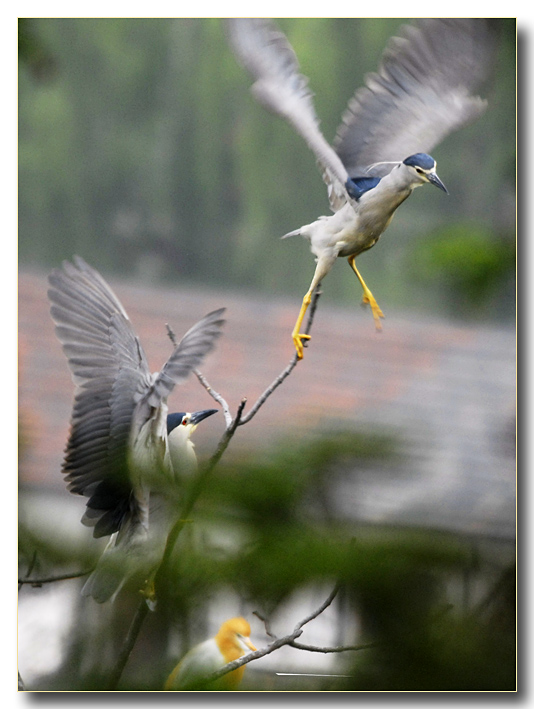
[410,222,516,319]
[19,429,515,691]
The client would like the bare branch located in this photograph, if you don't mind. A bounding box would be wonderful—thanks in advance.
[190,579,351,689]
[181,628,304,689]
[288,640,377,654]
[253,610,277,640]
[18,569,93,586]
[107,600,150,690]
[239,356,298,425]
[294,581,340,632]
[194,286,322,429]
[165,322,178,347]
[194,369,233,428]
[239,286,322,425]
[18,551,38,591]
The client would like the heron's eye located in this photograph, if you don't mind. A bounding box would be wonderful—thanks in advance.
[415,168,424,175]
[182,419,188,426]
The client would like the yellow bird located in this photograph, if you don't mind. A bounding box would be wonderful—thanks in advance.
[164,617,257,690]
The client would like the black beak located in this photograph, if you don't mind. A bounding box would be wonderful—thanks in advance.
[427,172,448,194]
[189,409,219,426]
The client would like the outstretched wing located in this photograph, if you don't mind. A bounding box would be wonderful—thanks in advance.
[335,19,495,178]
[137,308,226,412]
[128,307,225,493]
[226,18,350,211]
[48,256,152,538]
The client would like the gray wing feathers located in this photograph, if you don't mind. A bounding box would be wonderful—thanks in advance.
[227,18,349,206]
[334,19,494,177]
[48,257,151,538]
[228,18,493,191]
[145,308,226,408]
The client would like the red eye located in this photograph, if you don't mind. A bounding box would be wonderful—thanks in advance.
[182,419,188,426]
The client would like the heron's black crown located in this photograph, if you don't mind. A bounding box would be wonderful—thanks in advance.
[403,153,436,170]
[167,412,186,434]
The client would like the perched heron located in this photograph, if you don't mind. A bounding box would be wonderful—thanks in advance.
[48,257,225,602]
[164,617,257,690]
[227,18,494,358]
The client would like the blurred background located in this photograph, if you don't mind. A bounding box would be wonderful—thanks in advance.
[18,18,516,691]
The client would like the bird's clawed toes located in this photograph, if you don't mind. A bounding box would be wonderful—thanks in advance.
[361,295,385,331]
[293,333,311,359]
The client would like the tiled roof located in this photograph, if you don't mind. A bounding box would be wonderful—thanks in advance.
[18,268,515,539]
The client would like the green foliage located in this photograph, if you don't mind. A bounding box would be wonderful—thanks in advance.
[19,429,515,690]
[342,564,516,691]
[411,223,515,317]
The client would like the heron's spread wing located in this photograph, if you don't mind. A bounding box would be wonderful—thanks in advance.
[334,19,494,178]
[48,256,152,538]
[226,18,350,211]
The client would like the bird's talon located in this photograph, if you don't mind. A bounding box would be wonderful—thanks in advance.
[293,333,311,359]
[361,293,385,329]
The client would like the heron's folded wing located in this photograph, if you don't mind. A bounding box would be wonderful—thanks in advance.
[48,256,152,538]
[334,19,495,178]
[226,18,350,211]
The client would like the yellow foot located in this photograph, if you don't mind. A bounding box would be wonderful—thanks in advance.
[293,333,310,359]
[141,578,157,610]
[361,294,385,331]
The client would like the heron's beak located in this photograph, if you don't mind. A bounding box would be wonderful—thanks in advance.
[427,171,448,194]
[189,408,219,426]
[245,636,257,652]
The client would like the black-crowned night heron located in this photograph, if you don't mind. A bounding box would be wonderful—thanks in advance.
[227,18,494,358]
[48,257,225,602]
[164,617,257,690]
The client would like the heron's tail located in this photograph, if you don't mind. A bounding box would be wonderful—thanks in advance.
[281,228,301,239]
[81,534,129,603]
[81,559,125,603]
[81,524,150,603]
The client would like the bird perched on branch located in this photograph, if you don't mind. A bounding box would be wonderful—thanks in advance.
[48,256,225,602]
[164,617,257,690]
[227,18,494,358]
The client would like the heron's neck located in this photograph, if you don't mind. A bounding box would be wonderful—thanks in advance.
[168,428,198,477]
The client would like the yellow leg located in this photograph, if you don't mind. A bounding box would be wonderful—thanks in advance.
[348,256,384,330]
[292,253,337,359]
[292,291,313,359]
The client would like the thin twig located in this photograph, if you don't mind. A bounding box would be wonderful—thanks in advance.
[294,581,340,632]
[288,640,377,654]
[192,286,322,428]
[240,286,322,425]
[194,369,232,428]
[165,323,178,347]
[190,580,362,689]
[253,610,277,640]
[18,569,93,586]
[181,628,305,690]
[107,600,150,690]
[18,551,38,591]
